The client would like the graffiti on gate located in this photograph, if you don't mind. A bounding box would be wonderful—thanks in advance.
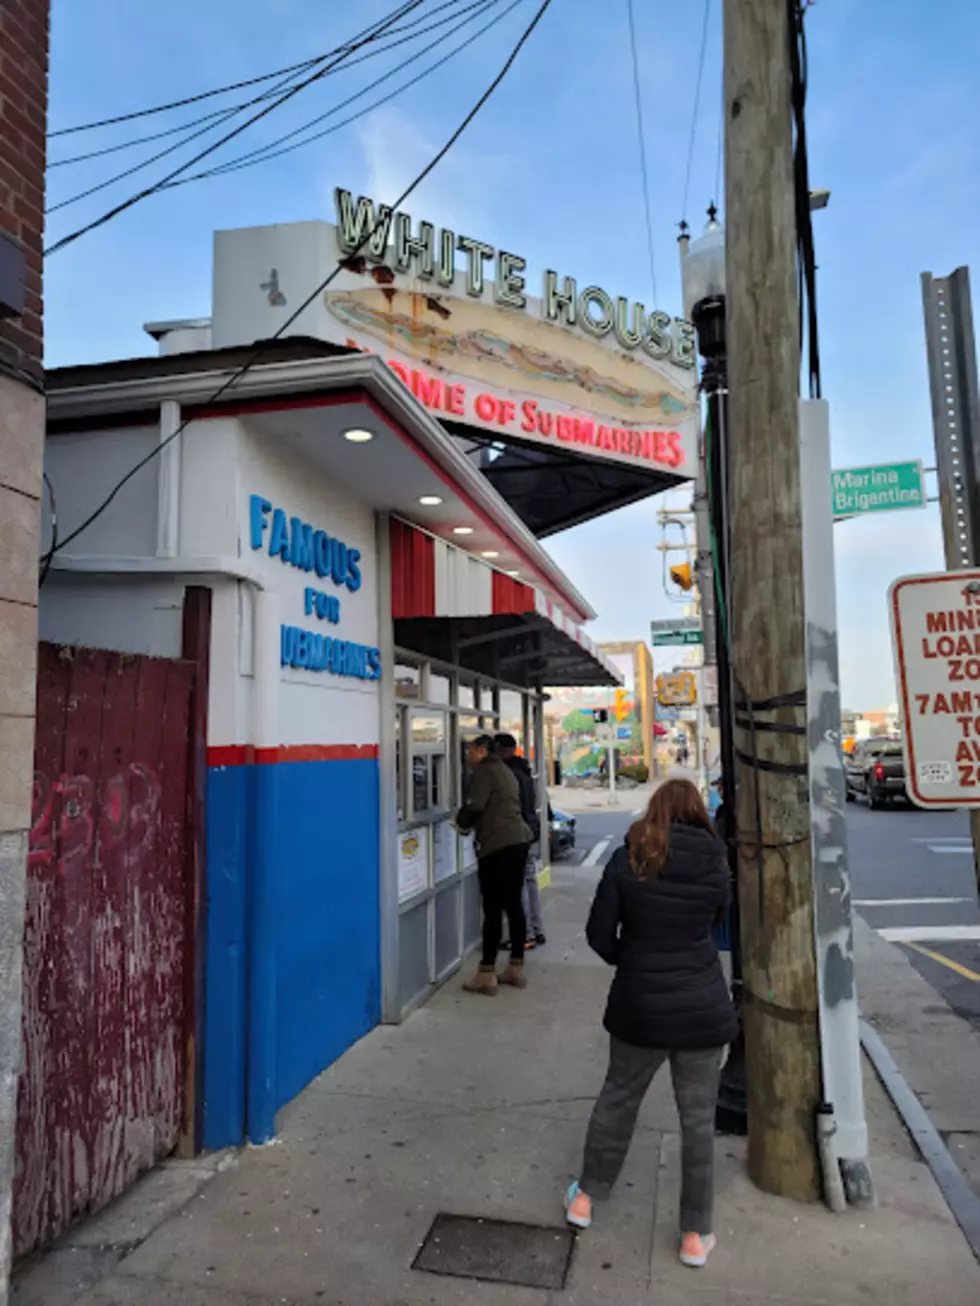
[29,762,162,875]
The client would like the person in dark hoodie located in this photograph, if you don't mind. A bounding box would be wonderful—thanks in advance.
[495,733,547,948]
[565,778,737,1270]
[456,735,533,995]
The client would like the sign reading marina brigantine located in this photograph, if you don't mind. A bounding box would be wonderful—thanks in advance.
[211,192,700,479]
[832,461,925,518]
[890,569,980,807]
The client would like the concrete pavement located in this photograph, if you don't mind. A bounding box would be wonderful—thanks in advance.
[15,847,980,1305]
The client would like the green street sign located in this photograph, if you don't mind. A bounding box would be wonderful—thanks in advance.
[831,460,926,518]
[651,629,703,647]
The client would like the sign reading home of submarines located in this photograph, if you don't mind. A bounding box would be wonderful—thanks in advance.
[249,495,381,681]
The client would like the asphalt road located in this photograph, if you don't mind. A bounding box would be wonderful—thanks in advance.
[846,799,980,1032]
[553,798,980,1034]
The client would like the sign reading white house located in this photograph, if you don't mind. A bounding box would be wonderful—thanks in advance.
[211,192,700,481]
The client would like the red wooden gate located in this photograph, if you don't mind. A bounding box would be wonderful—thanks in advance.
[14,644,196,1256]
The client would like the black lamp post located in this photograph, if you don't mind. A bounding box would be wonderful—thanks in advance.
[684,208,747,1135]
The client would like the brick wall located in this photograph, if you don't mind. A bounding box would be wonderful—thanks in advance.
[0,0,48,378]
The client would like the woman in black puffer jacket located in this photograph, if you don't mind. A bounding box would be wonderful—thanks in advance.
[565,779,737,1270]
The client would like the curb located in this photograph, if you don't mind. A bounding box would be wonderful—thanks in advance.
[860,1018,980,1263]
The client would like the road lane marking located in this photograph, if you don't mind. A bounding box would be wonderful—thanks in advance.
[927,846,974,855]
[879,924,980,943]
[909,837,972,843]
[904,942,980,983]
[855,897,973,907]
[584,839,611,868]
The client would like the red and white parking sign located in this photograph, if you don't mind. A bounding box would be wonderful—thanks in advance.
[890,569,980,807]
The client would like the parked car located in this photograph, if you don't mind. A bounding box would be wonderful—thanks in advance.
[844,737,906,808]
[549,808,576,857]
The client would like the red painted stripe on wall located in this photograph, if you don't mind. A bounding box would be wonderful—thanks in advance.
[492,572,536,615]
[208,744,379,767]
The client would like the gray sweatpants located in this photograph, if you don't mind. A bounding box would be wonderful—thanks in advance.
[580,1037,724,1234]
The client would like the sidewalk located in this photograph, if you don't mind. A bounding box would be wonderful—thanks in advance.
[15,859,980,1306]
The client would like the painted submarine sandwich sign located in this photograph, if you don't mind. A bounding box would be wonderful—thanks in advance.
[321,188,699,479]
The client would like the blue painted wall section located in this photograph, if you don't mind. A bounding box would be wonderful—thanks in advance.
[202,754,381,1148]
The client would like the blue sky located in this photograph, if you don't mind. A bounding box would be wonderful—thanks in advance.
[45,0,980,709]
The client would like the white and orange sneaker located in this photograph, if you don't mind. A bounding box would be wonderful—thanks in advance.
[564,1182,592,1230]
[679,1232,716,1267]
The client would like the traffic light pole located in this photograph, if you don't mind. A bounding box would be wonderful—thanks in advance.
[693,298,747,1135]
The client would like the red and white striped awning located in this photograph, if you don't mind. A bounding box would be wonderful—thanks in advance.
[390,518,620,687]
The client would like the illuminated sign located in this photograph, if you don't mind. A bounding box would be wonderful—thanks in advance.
[249,494,380,681]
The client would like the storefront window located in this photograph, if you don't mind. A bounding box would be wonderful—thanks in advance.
[411,712,447,815]
[458,680,476,709]
[427,670,451,705]
[395,661,420,700]
[498,689,523,752]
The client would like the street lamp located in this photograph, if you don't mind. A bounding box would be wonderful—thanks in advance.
[684,207,747,1136]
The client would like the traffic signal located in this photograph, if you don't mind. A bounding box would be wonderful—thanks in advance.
[613,688,630,721]
[592,708,609,724]
[669,561,694,591]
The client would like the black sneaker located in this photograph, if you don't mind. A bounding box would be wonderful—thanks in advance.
[534,933,547,947]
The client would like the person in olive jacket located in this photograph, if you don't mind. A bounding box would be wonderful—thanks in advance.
[565,778,737,1270]
[456,735,533,995]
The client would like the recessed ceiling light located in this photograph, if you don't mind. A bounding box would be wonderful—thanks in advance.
[418,495,443,506]
[506,570,520,577]
[453,526,474,536]
[481,550,500,558]
[342,427,374,443]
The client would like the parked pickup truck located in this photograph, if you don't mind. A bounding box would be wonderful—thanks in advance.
[844,737,906,809]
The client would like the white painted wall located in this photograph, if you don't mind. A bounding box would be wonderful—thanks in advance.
[231,423,380,751]
[38,574,184,657]
[41,411,381,753]
[45,425,159,558]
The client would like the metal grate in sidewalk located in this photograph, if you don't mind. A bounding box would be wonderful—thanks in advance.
[412,1212,576,1290]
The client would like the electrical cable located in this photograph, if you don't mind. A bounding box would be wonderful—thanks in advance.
[39,0,554,575]
[44,0,428,255]
[165,0,515,189]
[625,0,657,306]
[788,0,821,398]
[680,0,711,222]
[48,0,472,139]
[49,0,491,172]
[39,473,57,589]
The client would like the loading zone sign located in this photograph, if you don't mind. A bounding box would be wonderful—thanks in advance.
[890,569,980,807]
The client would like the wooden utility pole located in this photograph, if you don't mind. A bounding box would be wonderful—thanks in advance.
[724,0,822,1200]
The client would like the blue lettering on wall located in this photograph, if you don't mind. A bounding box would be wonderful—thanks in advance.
[304,587,341,624]
[250,495,361,593]
[280,625,381,680]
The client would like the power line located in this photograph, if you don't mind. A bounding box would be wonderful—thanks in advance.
[625,0,657,306]
[162,0,521,190]
[49,0,491,173]
[41,0,554,572]
[44,0,428,255]
[681,0,711,223]
[47,0,471,138]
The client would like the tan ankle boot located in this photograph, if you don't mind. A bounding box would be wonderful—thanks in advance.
[499,960,527,989]
[463,964,498,995]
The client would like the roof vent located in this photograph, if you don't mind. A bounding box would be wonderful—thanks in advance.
[143,318,212,356]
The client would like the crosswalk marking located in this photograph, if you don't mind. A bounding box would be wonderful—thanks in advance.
[584,839,611,868]
[854,897,972,907]
[878,924,980,943]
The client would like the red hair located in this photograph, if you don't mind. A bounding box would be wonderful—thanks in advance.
[627,778,714,878]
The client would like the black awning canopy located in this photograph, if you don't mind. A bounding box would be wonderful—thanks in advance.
[446,426,683,538]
